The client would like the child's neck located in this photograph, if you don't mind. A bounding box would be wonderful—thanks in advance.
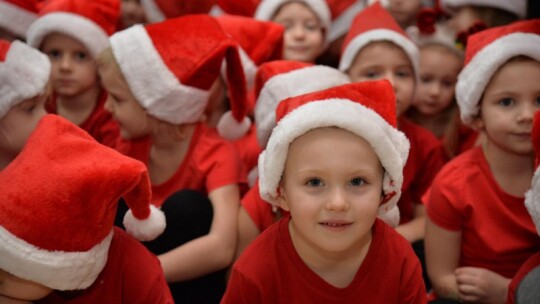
[483,140,534,197]
[56,84,101,126]
[148,124,196,185]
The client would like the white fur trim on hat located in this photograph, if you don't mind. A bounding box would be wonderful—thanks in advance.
[258,98,410,216]
[328,1,366,43]
[339,28,419,78]
[525,167,540,235]
[441,0,527,18]
[0,226,112,290]
[27,12,109,57]
[254,65,349,147]
[140,0,166,23]
[456,33,540,125]
[123,204,166,241]
[255,0,332,32]
[0,1,37,39]
[110,25,210,125]
[0,41,50,118]
[216,110,252,140]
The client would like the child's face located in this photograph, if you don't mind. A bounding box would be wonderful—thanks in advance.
[386,0,423,29]
[273,2,325,63]
[0,95,47,162]
[278,127,383,256]
[99,64,150,140]
[119,0,146,30]
[41,33,98,98]
[414,46,462,116]
[447,6,481,34]
[473,58,540,156]
[347,41,415,116]
[0,268,52,301]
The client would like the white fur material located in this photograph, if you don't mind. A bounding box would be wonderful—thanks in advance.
[456,33,540,126]
[0,41,51,118]
[328,1,366,43]
[0,226,112,290]
[27,12,109,56]
[254,65,350,147]
[123,204,166,241]
[140,0,166,23]
[524,168,540,235]
[0,1,37,39]
[216,110,252,141]
[221,46,258,90]
[339,29,419,80]
[254,0,332,32]
[258,98,410,216]
[377,204,400,227]
[110,25,210,125]
[441,0,527,18]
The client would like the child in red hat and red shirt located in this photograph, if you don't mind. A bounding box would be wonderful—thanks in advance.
[0,114,171,303]
[26,0,120,148]
[98,15,248,303]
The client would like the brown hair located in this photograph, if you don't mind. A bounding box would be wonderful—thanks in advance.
[472,5,520,28]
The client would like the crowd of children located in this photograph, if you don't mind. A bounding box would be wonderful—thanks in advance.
[1,0,540,303]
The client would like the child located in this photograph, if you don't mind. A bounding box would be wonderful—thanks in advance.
[236,60,350,257]
[98,15,248,303]
[254,0,331,63]
[0,114,171,303]
[0,0,39,41]
[425,19,540,303]
[26,0,121,148]
[385,0,423,30]
[140,0,216,23]
[0,39,50,170]
[223,80,427,303]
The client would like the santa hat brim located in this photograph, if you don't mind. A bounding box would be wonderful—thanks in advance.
[525,167,540,236]
[0,1,37,39]
[258,98,409,216]
[327,1,366,43]
[140,0,166,23]
[0,227,111,290]
[27,12,109,57]
[457,33,540,125]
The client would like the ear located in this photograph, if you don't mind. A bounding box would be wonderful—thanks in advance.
[276,184,290,212]
[470,115,485,131]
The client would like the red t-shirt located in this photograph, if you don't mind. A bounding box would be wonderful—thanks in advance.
[234,124,263,174]
[115,123,247,206]
[426,147,540,278]
[399,118,446,223]
[241,180,289,232]
[507,251,540,304]
[222,217,427,304]
[36,227,173,304]
[46,91,120,148]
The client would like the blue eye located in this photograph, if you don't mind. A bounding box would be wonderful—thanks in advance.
[498,98,514,107]
[306,178,323,187]
[349,178,365,186]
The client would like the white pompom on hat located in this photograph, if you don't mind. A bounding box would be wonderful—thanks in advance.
[258,80,410,218]
[456,19,540,126]
[0,39,50,118]
[440,0,527,19]
[0,115,165,291]
[0,0,39,39]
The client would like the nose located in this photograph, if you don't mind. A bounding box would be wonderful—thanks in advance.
[517,102,536,123]
[290,23,305,39]
[384,72,398,93]
[59,55,72,71]
[326,187,349,212]
[429,82,441,97]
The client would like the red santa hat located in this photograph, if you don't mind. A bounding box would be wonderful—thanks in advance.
[141,0,216,23]
[0,39,50,118]
[254,0,332,41]
[0,115,165,291]
[0,0,39,39]
[326,0,366,43]
[27,0,120,57]
[440,0,527,19]
[525,111,540,235]
[258,80,410,219]
[210,0,259,17]
[456,19,540,126]
[339,2,419,78]
[109,15,249,139]
[254,60,349,148]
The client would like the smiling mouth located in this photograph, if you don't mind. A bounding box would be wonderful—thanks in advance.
[319,221,353,228]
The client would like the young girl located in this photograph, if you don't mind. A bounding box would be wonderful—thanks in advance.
[425,19,540,304]
[223,80,426,303]
[98,15,248,303]
[0,39,49,170]
[0,0,38,42]
[26,0,121,148]
[254,0,331,63]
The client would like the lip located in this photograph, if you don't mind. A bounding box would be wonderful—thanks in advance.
[56,79,75,85]
[512,132,531,140]
[319,220,353,232]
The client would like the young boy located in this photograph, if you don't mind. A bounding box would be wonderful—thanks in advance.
[0,114,170,303]
[26,0,120,148]
[0,39,50,170]
[222,80,426,303]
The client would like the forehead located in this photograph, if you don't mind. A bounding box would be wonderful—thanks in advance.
[356,41,410,64]
[273,1,319,21]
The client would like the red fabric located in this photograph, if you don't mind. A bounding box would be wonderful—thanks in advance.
[115,123,247,207]
[36,227,173,304]
[426,147,540,278]
[222,217,427,303]
[254,60,312,98]
[0,40,9,61]
[240,180,289,232]
[46,90,120,148]
[399,118,445,223]
[155,0,216,18]
[233,124,262,173]
[216,0,259,17]
[5,0,39,12]
[325,0,357,19]
[507,251,540,304]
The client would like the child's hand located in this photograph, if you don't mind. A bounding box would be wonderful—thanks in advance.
[455,267,510,303]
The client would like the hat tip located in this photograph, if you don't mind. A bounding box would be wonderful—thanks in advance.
[123,205,166,241]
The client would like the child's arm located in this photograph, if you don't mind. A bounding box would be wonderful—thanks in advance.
[234,206,261,260]
[395,204,426,242]
[454,267,511,303]
[158,184,240,282]
[425,217,462,300]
